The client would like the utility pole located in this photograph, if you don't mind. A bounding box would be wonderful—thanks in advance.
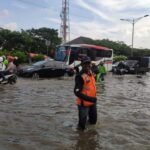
[120,14,149,56]
[60,0,70,44]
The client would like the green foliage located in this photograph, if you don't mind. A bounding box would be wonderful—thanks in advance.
[0,27,62,54]
[94,39,131,56]
[32,54,45,62]
[0,49,10,56]
[26,27,62,53]
[133,48,150,57]
[11,50,28,63]
[113,55,128,62]
[1,27,150,62]
[0,50,28,63]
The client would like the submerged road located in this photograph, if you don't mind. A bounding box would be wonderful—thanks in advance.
[0,73,150,150]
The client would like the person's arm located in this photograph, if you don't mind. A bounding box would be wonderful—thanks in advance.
[74,74,97,103]
[6,63,11,71]
[104,66,107,74]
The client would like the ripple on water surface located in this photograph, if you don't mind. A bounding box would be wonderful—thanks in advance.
[0,74,150,150]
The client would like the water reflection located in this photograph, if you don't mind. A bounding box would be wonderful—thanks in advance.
[75,129,100,150]
[0,74,150,150]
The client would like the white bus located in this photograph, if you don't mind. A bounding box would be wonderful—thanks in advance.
[55,44,113,71]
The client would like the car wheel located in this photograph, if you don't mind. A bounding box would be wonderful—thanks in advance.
[32,73,39,79]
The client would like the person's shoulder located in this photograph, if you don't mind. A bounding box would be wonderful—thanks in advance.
[75,72,82,78]
[75,71,84,80]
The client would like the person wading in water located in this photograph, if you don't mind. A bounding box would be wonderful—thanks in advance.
[74,56,97,131]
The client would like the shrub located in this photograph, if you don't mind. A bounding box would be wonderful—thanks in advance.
[0,50,28,64]
[0,49,10,56]
[32,54,44,62]
[113,55,127,62]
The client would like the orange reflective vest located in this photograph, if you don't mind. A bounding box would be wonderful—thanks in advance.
[76,73,96,107]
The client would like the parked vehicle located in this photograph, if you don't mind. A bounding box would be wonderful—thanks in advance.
[0,74,17,84]
[144,57,150,69]
[112,61,128,75]
[55,44,113,72]
[17,59,74,78]
[112,57,149,75]
[127,57,149,74]
[112,61,120,72]
[123,60,139,74]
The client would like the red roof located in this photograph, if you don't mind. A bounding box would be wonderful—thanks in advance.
[28,53,48,59]
[28,53,38,58]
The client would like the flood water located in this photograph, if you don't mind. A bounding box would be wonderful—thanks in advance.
[0,73,150,150]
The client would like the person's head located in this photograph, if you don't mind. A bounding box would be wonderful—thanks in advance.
[92,61,96,66]
[100,61,104,66]
[8,57,14,63]
[81,56,91,73]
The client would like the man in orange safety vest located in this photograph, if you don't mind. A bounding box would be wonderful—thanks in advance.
[74,56,97,131]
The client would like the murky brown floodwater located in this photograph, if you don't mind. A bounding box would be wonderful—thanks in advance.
[0,73,150,150]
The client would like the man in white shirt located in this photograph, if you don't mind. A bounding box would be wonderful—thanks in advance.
[0,57,6,81]
[0,57,16,81]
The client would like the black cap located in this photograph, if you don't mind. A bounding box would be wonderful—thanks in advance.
[81,56,91,64]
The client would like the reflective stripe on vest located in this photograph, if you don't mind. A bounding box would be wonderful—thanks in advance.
[76,73,96,106]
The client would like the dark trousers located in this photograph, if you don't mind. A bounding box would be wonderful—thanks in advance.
[78,103,97,130]
[0,71,10,79]
[100,73,105,81]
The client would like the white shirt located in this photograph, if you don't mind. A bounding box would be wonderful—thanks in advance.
[0,62,6,71]
[6,62,16,73]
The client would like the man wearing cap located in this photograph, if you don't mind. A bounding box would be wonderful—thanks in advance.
[74,56,97,131]
[0,57,16,81]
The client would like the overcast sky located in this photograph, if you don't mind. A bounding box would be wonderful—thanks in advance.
[0,0,150,48]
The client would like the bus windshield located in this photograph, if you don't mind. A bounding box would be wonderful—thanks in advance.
[55,46,69,61]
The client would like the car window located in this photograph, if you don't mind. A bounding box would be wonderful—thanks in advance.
[44,60,68,69]
[32,60,47,66]
[125,60,138,66]
[44,61,53,67]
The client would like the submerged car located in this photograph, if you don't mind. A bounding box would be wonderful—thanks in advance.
[17,59,74,78]
[123,60,139,74]
[112,58,149,75]
[112,61,120,72]
[112,61,128,75]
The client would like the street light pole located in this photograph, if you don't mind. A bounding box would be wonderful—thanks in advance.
[131,19,135,56]
[120,14,149,57]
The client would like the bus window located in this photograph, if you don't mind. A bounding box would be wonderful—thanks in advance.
[103,50,112,57]
[96,50,112,58]
[80,48,88,55]
[96,50,103,58]
[69,47,87,64]
[87,48,96,61]
[77,48,88,60]
[69,47,80,64]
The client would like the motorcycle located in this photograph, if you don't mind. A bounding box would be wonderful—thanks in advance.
[0,74,17,85]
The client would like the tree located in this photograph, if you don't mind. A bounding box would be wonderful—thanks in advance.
[26,27,62,54]
[94,39,131,57]
[0,27,62,55]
